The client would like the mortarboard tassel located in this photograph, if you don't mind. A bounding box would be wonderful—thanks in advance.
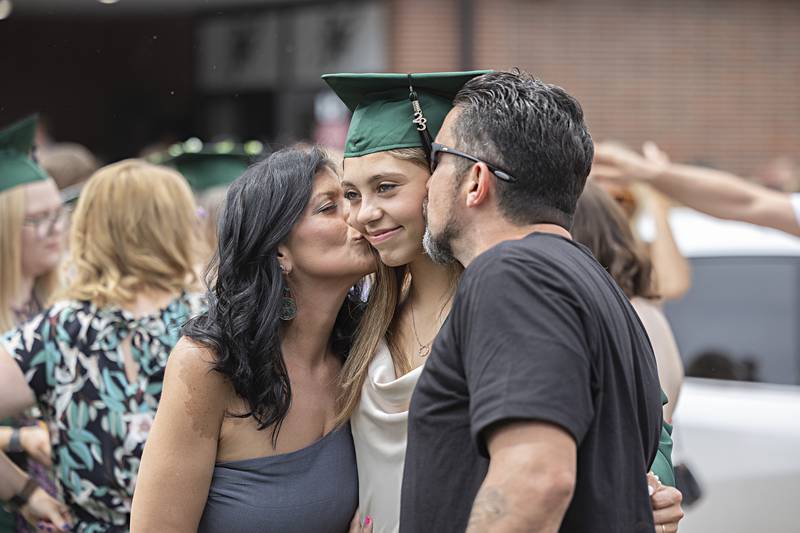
[408,74,434,164]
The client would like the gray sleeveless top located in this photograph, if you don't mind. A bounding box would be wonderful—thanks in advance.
[198,424,358,533]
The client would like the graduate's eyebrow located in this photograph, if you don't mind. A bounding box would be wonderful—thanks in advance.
[341,173,406,189]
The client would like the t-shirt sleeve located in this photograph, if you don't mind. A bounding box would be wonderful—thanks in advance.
[460,256,595,457]
[0,312,59,401]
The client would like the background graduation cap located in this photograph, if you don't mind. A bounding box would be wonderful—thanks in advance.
[0,114,49,194]
[151,137,266,192]
[322,70,491,159]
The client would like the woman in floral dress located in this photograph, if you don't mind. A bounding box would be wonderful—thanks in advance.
[0,159,205,532]
[0,114,70,532]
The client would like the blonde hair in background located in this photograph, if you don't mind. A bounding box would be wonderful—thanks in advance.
[335,147,462,425]
[195,185,229,263]
[0,186,61,331]
[63,159,200,307]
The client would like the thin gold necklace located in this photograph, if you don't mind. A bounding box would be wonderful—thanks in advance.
[409,300,433,358]
[409,293,454,358]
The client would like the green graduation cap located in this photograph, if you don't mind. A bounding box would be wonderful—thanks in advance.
[0,115,49,194]
[322,70,491,158]
[150,138,266,192]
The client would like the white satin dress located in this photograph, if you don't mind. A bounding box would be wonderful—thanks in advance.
[350,341,424,533]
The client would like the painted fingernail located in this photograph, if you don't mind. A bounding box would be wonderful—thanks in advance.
[364,515,372,527]
[62,525,72,531]
[648,484,655,496]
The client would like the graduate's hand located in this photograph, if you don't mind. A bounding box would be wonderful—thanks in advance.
[648,472,684,533]
[19,486,73,532]
[348,511,374,533]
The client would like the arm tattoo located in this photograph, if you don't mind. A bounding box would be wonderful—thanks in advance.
[466,486,508,532]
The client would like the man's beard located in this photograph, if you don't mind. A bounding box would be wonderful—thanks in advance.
[423,215,460,265]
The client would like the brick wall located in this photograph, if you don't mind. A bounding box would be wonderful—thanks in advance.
[389,0,461,72]
[391,0,800,177]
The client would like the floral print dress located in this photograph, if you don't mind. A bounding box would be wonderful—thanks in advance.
[0,292,206,533]
[5,293,59,533]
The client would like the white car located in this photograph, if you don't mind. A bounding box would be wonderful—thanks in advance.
[661,209,800,533]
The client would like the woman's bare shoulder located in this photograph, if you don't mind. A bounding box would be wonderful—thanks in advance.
[165,336,231,399]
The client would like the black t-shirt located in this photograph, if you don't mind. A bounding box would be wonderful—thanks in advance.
[400,233,662,532]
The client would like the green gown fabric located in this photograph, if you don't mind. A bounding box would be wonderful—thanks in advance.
[651,391,675,487]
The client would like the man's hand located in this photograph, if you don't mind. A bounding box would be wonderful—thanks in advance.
[591,142,670,184]
[648,472,684,533]
[19,426,51,467]
[19,486,72,532]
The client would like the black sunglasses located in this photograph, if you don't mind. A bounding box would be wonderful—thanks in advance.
[429,142,517,183]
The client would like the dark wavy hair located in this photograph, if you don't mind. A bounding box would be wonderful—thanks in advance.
[183,145,364,444]
[571,181,658,300]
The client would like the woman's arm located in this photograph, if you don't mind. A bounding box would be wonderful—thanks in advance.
[130,338,228,533]
[0,449,28,500]
[0,452,72,532]
[642,187,692,302]
[0,425,52,466]
[631,301,685,421]
[593,141,800,237]
[0,347,36,419]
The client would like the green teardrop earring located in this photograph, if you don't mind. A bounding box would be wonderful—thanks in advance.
[279,263,297,321]
[280,286,297,321]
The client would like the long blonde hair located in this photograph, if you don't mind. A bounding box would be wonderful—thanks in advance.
[335,148,462,425]
[195,184,229,263]
[62,159,200,307]
[0,185,61,331]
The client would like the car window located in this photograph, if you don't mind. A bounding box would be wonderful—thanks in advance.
[664,256,800,386]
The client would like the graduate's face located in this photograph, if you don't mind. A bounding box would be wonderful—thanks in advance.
[281,168,375,283]
[342,152,430,267]
[20,179,65,278]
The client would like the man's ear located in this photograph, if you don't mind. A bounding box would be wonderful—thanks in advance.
[277,245,292,275]
[465,162,493,209]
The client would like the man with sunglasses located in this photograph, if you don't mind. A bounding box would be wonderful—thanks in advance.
[401,71,674,532]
